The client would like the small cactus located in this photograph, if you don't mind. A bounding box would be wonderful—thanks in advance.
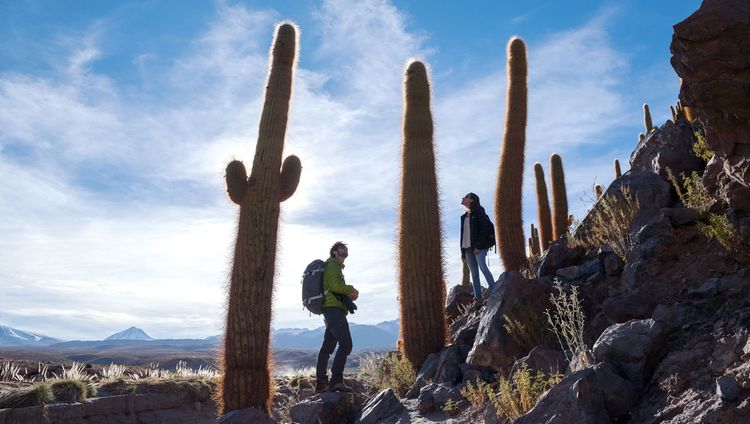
[595,184,603,200]
[550,153,569,241]
[496,37,528,272]
[398,60,446,370]
[643,103,653,133]
[533,163,553,252]
[638,132,645,142]
[614,159,622,180]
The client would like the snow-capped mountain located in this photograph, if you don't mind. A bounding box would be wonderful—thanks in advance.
[104,326,154,341]
[0,325,61,347]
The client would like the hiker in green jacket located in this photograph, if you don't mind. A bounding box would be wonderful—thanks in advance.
[315,241,359,393]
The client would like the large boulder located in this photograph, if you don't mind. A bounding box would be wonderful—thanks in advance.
[573,171,672,244]
[354,389,405,424]
[289,392,358,424]
[466,272,553,372]
[671,0,750,213]
[592,318,668,388]
[514,362,638,424]
[445,284,475,322]
[630,119,703,180]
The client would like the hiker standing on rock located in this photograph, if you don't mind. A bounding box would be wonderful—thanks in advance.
[315,241,359,393]
[460,192,496,300]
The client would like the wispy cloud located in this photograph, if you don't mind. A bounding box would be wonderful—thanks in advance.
[1,1,682,339]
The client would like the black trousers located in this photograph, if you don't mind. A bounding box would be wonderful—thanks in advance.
[315,307,353,385]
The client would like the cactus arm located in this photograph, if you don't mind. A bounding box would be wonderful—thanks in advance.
[279,155,302,202]
[225,160,249,205]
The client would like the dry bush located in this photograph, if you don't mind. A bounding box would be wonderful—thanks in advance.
[544,280,589,365]
[1,360,23,382]
[578,187,640,259]
[357,352,415,397]
[460,378,493,410]
[503,309,556,353]
[489,364,563,420]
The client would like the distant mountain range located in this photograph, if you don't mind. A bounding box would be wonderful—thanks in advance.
[0,325,61,347]
[0,320,400,351]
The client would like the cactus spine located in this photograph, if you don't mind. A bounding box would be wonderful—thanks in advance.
[220,23,301,414]
[643,103,653,133]
[614,159,622,180]
[533,163,553,252]
[398,60,446,370]
[550,153,568,241]
[496,37,528,272]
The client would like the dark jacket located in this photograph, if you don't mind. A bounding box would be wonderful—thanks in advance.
[460,206,493,253]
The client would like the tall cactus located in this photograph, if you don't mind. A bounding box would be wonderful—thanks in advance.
[398,60,446,370]
[550,153,568,241]
[219,23,302,414]
[614,159,622,180]
[643,103,653,133]
[496,37,528,272]
[533,163,553,252]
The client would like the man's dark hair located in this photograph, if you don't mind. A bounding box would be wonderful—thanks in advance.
[330,241,348,257]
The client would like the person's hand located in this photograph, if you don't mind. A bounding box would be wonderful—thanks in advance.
[473,248,480,254]
[350,289,359,301]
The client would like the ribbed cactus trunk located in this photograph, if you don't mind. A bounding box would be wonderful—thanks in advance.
[496,37,528,272]
[398,61,446,370]
[220,23,302,414]
[614,159,622,180]
[530,223,540,256]
[533,163,552,252]
[643,103,653,133]
[550,153,568,241]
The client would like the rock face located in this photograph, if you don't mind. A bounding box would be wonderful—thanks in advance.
[630,119,703,179]
[671,0,750,212]
[466,272,553,371]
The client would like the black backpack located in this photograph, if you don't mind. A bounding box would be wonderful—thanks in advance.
[486,214,496,249]
[301,259,327,315]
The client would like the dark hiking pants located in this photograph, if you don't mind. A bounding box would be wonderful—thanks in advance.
[316,307,353,385]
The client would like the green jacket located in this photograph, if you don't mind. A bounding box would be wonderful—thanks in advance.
[323,256,355,313]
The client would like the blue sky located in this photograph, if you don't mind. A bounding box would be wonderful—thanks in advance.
[0,0,701,340]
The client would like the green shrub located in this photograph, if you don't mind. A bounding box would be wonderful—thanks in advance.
[692,130,712,162]
[0,384,54,408]
[51,379,89,403]
[698,213,741,252]
[357,352,416,397]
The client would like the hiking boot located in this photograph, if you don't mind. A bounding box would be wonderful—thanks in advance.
[314,382,329,394]
[330,382,353,393]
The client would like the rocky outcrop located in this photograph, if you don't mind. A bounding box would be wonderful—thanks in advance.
[671,0,750,212]
[466,272,553,371]
[515,362,638,424]
[630,119,703,179]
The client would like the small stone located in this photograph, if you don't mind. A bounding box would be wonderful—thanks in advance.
[716,375,741,402]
